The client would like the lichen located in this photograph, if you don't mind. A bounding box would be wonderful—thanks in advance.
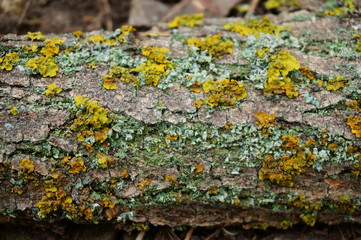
[186,34,233,58]
[0,52,19,71]
[263,49,300,98]
[254,112,277,136]
[264,0,300,10]
[102,65,139,89]
[192,78,247,108]
[130,46,173,86]
[44,83,62,97]
[346,115,361,138]
[223,16,289,38]
[168,13,203,28]
[258,135,316,187]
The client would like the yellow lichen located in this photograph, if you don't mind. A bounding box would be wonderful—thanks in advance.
[323,0,355,16]
[71,95,112,149]
[44,83,62,96]
[186,34,233,58]
[194,79,247,108]
[102,66,139,90]
[130,46,173,86]
[27,31,45,41]
[168,13,203,28]
[259,135,316,187]
[68,157,86,174]
[223,16,289,38]
[8,106,19,116]
[324,76,347,91]
[264,49,300,98]
[137,178,152,190]
[300,213,317,226]
[96,153,114,168]
[73,30,83,38]
[254,112,277,136]
[264,0,300,10]
[290,194,322,211]
[25,56,58,77]
[0,52,19,71]
[19,158,35,173]
[346,115,361,138]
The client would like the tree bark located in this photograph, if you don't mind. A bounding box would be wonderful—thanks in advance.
[1,13,361,229]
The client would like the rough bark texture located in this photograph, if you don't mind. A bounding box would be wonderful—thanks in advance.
[1,12,361,230]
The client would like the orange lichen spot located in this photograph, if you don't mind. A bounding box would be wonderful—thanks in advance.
[259,136,316,187]
[19,158,35,173]
[223,16,289,38]
[223,122,234,130]
[193,99,203,108]
[276,220,293,230]
[346,100,360,110]
[165,134,178,141]
[36,187,73,218]
[0,52,19,71]
[299,66,314,80]
[130,46,173,86]
[300,214,317,226]
[168,13,203,28]
[208,188,218,195]
[346,115,361,138]
[264,50,300,98]
[324,76,347,91]
[102,66,139,90]
[186,34,233,58]
[137,178,152,190]
[165,175,177,184]
[44,83,62,97]
[117,170,128,179]
[194,164,203,173]
[8,106,19,116]
[328,142,338,151]
[27,31,45,41]
[290,194,322,211]
[335,195,355,213]
[189,80,202,93]
[68,157,86,174]
[96,153,114,168]
[347,146,361,176]
[73,30,83,38]
[25,56,58,77]
[197,79,247,108]
[102,197,116,209]
[281,135,300,151]
[254,112,277,136]
[71,95,112,147]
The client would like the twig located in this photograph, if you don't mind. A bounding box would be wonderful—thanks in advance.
[17,0,32,28]
[245,0,260,19]
[135,231,146,240]
[204,228,221,240]
[100,0,113,31]
[184,227,195,240]
[160,0,191,23]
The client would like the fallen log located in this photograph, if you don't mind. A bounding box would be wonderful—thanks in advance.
[1,12,361,230]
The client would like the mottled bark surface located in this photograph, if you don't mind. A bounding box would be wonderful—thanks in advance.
[1,12,361,230]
